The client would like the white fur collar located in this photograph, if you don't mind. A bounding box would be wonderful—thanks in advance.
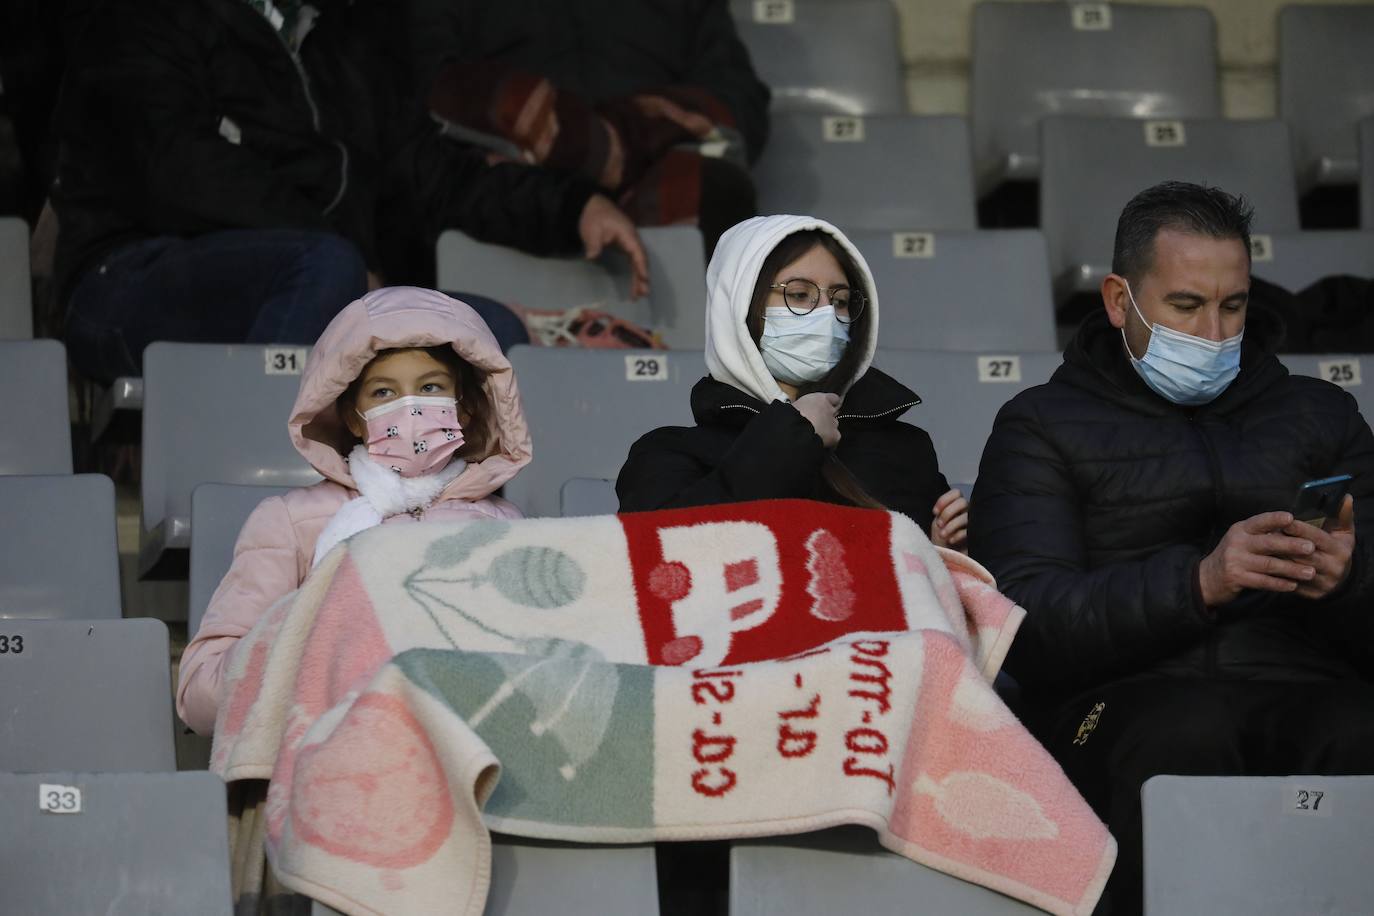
[346,445,468,515]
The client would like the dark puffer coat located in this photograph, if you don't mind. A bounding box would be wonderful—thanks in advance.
[616,369,950,532]
[970,309,1374,694]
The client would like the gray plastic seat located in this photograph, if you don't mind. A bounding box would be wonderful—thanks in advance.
[729,0,905,115]
[731,827,1039,915]
[141,342,320,576]
[971,1,1220,189]
[0,216,32,339]
[873,348,1062,488]
[504,347,705,517]
[0,771,233,916]
[1362,117,1374,228]
[0,618,176,772]
[1279,5,1374,188]
[189,483,297,637]
[1143,775,1374,915]
[1249,230,1374,291]
[437,226,707,348]
[845,229,1056,351]
[1040,116,1300,300]
[560,477,619,517]
[754,113,978,230]
[0,339,72,475]
[1278,353,1374,418]
[0,474,122,620]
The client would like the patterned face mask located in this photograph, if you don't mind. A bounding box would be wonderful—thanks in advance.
[356,395,464,478]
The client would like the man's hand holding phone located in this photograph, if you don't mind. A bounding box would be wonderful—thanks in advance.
[1284,494,1356,600]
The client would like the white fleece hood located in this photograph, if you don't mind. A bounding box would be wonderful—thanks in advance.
[705,215,880,403]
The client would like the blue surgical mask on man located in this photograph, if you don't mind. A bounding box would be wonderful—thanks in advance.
[1121,280,1243,406]
[760,305,849,388]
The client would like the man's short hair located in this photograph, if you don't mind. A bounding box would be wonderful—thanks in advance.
[1111,181,1255,284]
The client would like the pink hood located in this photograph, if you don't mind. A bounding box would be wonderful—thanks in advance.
[290,287,532,500]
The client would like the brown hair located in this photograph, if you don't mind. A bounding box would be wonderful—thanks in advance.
[337,345,493,461]
[745,229,884,510]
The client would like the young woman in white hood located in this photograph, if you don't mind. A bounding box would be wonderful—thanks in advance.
[616,215,967,547]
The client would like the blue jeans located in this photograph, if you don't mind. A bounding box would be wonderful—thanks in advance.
[65,229,369,383]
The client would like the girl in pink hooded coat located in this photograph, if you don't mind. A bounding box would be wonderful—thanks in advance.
[177,287,531,735]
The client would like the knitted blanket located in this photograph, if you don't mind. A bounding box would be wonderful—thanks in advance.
[211,499,1115,916]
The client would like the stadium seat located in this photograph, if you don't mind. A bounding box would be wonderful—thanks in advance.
[1279,4,1374,188]
[0,771,233,915]
[0,618,176,772]
[972,1,1220,189]
[1040,116,1300,300]
[0,338,72,475]
[0,474,122,620]
[188,483,297,637]
[1361,117,1374,229]
[873,348,1062,489]
[1142,775,1374,915]
[504,347,704,517]
[1248,230,1374,292]
[845,229,1057,351]
[140,342,321,577]
[436,226,707,349]
[754,114,978,230]
[560,477,619,517]
[0,216,32,339]
[1278,353,1374,418]
[731,827,1040,915]
[729,0,906,115]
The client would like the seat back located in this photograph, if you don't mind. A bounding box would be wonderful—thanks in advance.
[0,216,32,339]
[1278,353,1374,418]
[0,771,233,915]
[731,827,1040,915]
[847,229,1056,351]
[1040,117,1300,297]
[1142,775,1374,915]
[188,483,297,636]
[873,348,1062,488]
[1249,230,1374,292]
[488,837,660,915]
[1279,5,1374,187]
[0,474,122,620]
[0,339,71,475]
[972,0,1219,186]
[504,347,705,517]
[141,342,320,572]
[436,226,707,348]
[0,618,175,772]
[754,113,977,230]
[560,477,619,517]
[1362,117,1374,229]
[729,0,905,115]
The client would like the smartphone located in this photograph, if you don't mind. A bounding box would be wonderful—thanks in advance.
[1291,474,1353,527]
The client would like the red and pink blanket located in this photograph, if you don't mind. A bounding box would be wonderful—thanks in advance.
[211,499,1114,915]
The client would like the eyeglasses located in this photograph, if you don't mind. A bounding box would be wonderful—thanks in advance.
[769,279,866,324]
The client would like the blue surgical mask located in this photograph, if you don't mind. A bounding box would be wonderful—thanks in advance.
[1122,281,1242,406]
[759,306,849,388]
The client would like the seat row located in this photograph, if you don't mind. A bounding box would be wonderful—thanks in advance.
[733,0,1374,193]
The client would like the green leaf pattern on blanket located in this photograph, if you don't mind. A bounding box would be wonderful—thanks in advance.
[423,520,512,568]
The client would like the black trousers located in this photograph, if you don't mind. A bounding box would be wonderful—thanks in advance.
[1035,677,1374,915]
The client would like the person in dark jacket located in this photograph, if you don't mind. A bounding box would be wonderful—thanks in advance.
[412,0,768,252]
[618,214,967,546]
[969,182,1374,915]
[52,0,648,383]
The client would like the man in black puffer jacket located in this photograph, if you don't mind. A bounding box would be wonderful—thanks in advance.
[970,182,1374,914]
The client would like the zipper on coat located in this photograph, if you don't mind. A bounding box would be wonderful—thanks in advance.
[266,25,349,211]
[1188,413,1225,677]
[838,399,920,422]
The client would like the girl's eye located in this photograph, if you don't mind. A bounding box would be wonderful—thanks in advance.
[370,387,394,399]
[786,291,811,304]
[421,382,444,393]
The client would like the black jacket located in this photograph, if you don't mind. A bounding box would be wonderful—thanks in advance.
[969,309,1374,695]
[616,369,950,531]
[52,0,596,300]
[406,0,771,161]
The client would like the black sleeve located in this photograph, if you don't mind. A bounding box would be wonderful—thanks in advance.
[616,401,826,511]
[60,1,332,235]
[680,0,771,162]
[1316,392,1374,659]
[968,396,1212,690]
[839,422,948,533]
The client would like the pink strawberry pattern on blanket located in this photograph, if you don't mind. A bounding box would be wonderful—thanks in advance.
[213,499,1115,916]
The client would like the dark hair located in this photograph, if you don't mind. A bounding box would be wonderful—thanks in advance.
[338,345,492,460]
[746,229,884,510]
[1111,181,1254,285]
